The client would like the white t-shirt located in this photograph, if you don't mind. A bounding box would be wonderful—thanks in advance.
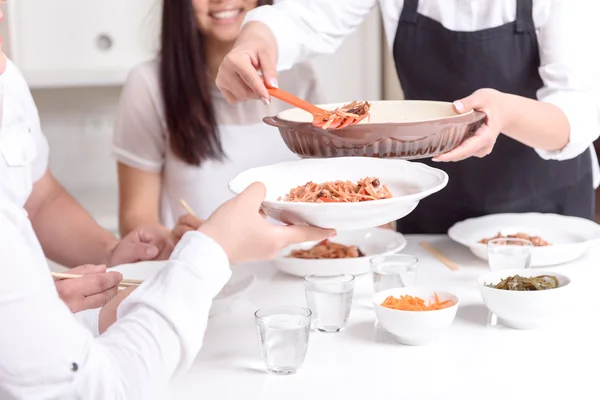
[113,60,323,225]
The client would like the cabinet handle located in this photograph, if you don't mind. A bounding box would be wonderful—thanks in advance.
[96,34,113,51]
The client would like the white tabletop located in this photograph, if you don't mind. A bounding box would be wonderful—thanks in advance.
[164,234,600,400]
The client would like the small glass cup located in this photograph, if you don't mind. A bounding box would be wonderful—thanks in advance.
[487,238,533,271]
[370,254,418,293]
[254,306,312,375]
[304,273,355,333]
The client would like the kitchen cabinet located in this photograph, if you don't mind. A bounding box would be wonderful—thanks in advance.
[7,0,160,88]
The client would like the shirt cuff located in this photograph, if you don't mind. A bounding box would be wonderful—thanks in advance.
[535,91,600,161]
[74,308,101,337]
[243,5,300,72]
[169,231,231,280]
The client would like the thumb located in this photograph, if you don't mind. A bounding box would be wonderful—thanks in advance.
[234,182,267,209]
[131,242,159,261]
[453,91,487,114]
[258,49,278,89]
[69,264,107,275]
[276,225,336,247]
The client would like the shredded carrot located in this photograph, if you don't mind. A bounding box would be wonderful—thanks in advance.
[380,293,455,311]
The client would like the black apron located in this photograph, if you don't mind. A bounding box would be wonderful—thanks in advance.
[393,0,594,234]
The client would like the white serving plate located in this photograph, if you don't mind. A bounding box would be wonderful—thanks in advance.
[478,269,572,330]
[109,261,255,317]
[228,157,448,231]
[448,213,600,267]
[273,227,406,277]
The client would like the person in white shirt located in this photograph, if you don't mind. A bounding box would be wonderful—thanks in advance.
[0,179,334,399]
[113,0,323,240]
[215,0,600,234]
[0,4,173,327]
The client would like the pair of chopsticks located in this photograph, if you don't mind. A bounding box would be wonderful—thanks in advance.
[419,242,460,272]
[51,272,142,288]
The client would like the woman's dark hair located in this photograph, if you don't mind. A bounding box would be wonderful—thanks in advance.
[160,0,273,166]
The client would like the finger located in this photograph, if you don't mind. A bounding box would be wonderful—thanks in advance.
[137,228,175,255]
[172,224,196,241]
[258,50,278,90]
[276,225,336,247]
[259,209,267,219]
[69,264,107,275]
[83,271,123,297]
[453,89,490,114]
[83,286,119,310]
[236,55,269,100]
[235,182,267,209]
[178,214,204,229]
[433,125,493,162]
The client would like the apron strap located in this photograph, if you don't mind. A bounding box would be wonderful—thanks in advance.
[400,0,419,23]
[515,0,535,33]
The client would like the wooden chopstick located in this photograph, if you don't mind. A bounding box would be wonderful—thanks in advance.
[179,199,196,217]
[51,272,143,287]
[419,242,460,272]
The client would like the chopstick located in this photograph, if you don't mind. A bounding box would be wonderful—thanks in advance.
[51,272,142,288]
[179,199,196,217]
[419,242,460,272]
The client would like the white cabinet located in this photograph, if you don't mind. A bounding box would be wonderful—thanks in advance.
[8,0,160,88]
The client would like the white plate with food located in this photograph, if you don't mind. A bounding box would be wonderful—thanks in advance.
[448,213,600,267]
[228,157,448,230]
[273,227,407,277]
[109,261,255,317]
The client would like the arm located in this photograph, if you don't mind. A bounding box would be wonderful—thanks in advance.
[24,169,119,267]
[244,0,377,70]
[113,63,170,236]
[436,0,600,162]
[0,207,231,399]
[117,162,166,237]
[531,0,600,159]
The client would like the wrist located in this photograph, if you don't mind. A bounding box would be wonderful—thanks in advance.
[496,91,519,133]
[102,236,120,266]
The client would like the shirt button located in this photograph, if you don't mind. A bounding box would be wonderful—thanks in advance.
[70,362,79,372]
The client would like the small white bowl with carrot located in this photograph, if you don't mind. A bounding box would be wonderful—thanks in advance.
[373,288,459,346]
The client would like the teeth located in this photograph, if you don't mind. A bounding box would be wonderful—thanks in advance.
[211,10,241,20]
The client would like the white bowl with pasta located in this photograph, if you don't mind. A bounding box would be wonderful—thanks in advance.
[273,227,407,277]
[228,157,448,231]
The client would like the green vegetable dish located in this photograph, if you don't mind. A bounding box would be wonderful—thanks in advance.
[486,275,560,291]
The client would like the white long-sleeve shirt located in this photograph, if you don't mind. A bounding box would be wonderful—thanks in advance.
[0,193,231,399]
[1,56,105,336]
[245,0,600,185]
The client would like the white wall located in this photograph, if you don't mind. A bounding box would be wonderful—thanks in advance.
[2,5,382,233]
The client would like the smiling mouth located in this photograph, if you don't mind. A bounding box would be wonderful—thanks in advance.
[209,9,243,21]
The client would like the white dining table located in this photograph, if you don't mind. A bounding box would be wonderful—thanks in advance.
[163,234,600,400]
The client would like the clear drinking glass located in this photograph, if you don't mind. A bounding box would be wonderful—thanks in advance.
[487,238,533,271]
[370,254,418,293]
[254,306,312,375]
[304,273,355,333]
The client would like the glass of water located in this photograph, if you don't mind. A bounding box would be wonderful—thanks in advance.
[304,273,355,333]
[370,254,418,293]
[254,306,311,375]
[487,238,533,271]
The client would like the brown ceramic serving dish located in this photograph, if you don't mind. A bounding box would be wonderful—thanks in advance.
[264,100,486,159]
